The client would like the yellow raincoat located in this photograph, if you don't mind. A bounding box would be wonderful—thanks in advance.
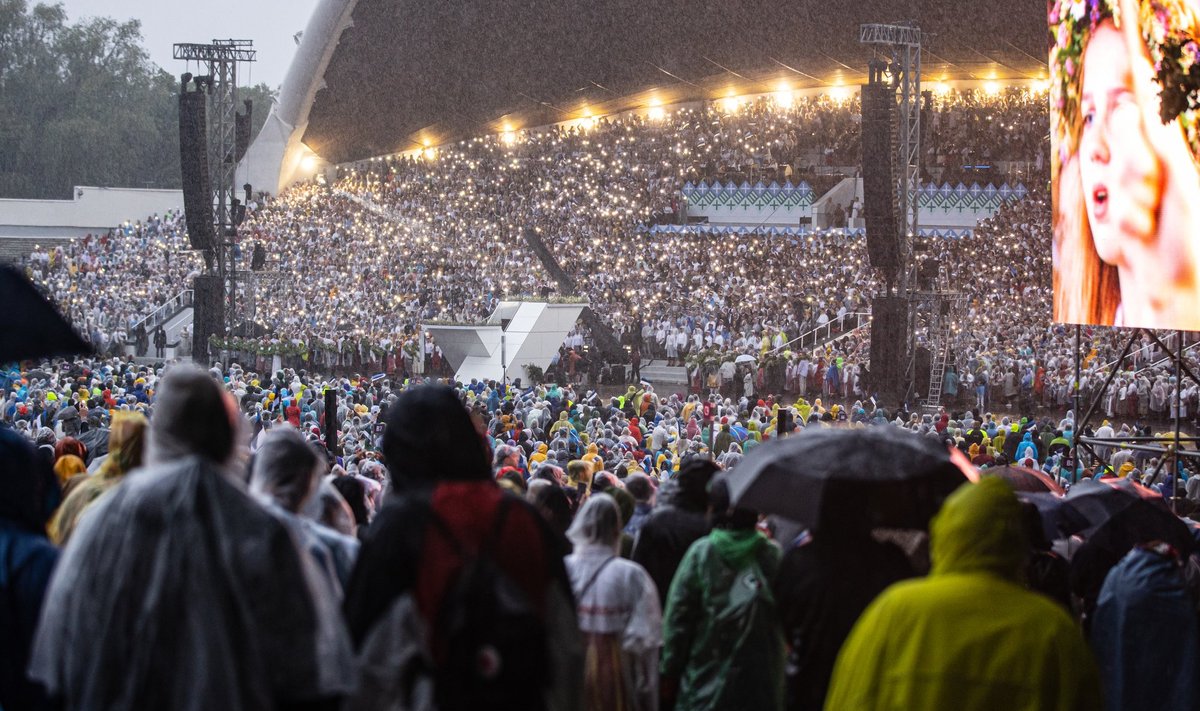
[825,478,1101,711]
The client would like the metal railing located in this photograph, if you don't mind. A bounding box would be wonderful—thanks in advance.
[769,312,870,356]
[131,289,194,335]
[809,320,872,359]
[1096,332,1200,375]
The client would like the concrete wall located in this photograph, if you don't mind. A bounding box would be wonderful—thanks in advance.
[0,186,183,242]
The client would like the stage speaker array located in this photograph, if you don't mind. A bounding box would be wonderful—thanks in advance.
[178,87,215,252]
[861,83,901,276]
[235,99,253,163]
[192,275,225,363]
[869,295,908,399]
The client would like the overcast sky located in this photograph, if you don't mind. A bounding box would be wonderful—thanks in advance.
[57,0,322,88]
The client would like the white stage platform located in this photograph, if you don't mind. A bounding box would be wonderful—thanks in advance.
[423,301,586,384]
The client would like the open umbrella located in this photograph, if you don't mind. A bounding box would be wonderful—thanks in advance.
[1068,482,1196,609]
[1062,477,1173,534]
[734,354,757,365]
[1017,491,1086,543]
[975,464,1066,495]
[727,426,968,530]
[0,265,93,362]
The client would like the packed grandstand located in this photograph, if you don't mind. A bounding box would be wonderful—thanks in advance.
[11,0,1200,708]
[21,85,1196,417]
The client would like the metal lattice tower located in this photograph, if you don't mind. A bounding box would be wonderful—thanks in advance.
[859,23,921,296]
[861,23,955,410]
[173,40,256,327]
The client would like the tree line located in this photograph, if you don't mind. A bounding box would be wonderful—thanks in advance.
[0,1,273,199]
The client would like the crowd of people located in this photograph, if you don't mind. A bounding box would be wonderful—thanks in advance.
[16,82,1199,428]
[24,212,202,355]
[10,43,1200,708]
[5,354,1198,710]
[17,89,1050,385]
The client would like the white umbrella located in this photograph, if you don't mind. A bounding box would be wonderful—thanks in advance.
[735,354,757,365]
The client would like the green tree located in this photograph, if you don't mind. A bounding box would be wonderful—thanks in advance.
[0,0,275,199]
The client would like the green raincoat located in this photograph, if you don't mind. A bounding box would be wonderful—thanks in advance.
[824,478,1102,710]
[661,529,785,711]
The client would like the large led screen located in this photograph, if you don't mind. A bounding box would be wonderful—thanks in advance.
[1051,0,1200,328]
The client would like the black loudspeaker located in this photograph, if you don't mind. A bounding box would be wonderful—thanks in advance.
[251,242,266,271]
[918,258,940,290]
[193,275,225,364]
[234,99,253,162]
[179,87,215,251]
[861,83,900,274]
[869,296,908,397]
[324,388,339,456]
[913,346,932,395]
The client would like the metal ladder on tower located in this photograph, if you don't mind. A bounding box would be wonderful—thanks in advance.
[920,265,960,413]
[925,321,950,409]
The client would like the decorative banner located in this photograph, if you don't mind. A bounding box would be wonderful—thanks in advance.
[648,224,975,239]
[681,180,1027,211]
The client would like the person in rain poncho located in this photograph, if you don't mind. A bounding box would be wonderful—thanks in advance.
[30,365,353,710]
[1015,431,1039,463]
[0,428,61,710]
[250,427,360,596]
[824,478,1101,710]
[660,477,785,711]
[1090,543,1200,711]
[341,385,582,711]
[565,494,662,711]
[49,410,147,545]
[773,496,913,711]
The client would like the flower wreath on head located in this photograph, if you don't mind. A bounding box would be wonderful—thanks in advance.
[1050,0,1200,161]
[1140,0,1200,156]
[1050,0,1114,159]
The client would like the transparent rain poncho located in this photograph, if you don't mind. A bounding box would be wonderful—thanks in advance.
[30,365,354,709]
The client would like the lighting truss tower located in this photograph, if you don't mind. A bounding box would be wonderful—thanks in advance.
[173,40,256,328]
[861,23,954,411]
[859,23,920,296]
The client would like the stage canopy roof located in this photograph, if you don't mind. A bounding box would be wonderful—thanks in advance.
[298,0,1047,164]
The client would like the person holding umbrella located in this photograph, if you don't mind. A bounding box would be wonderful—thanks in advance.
[773,496,914,711]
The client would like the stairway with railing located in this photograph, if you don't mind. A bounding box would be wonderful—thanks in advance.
[124,288,195,358]
[769,312,871,358]
[1095,331,1200,375]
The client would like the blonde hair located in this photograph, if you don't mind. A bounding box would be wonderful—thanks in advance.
[1052,18,1121,325]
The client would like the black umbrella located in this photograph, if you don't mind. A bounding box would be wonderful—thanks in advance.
[726,426,968,530]
[1061,477,1192,552]
[0,265,93,362]
[1061,477,1172,534]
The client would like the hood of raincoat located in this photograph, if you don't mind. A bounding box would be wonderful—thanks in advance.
[930,478,1027,580]
[97,410,147,480]
[710,528,767,569]
[250,428,320,513]
[382,385,489,489]
[148,366,236,465]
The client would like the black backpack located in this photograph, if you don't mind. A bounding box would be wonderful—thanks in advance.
[427,497,549,711]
